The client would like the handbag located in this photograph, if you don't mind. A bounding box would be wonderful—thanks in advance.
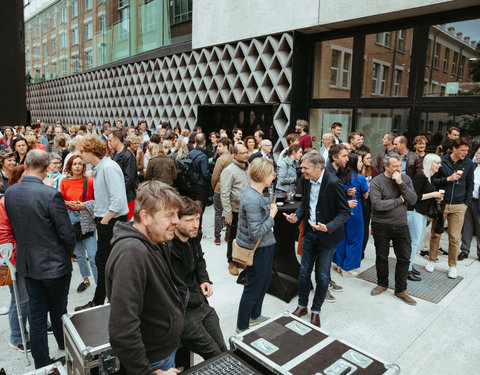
[232,237,263,267]
[74,177,94,242]
[0,264,12,286]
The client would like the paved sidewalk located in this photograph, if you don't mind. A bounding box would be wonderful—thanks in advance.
[1,205,479,374]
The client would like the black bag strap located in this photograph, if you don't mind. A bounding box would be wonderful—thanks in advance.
[81,177,88,202]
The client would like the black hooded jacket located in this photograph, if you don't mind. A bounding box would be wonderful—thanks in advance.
[106,222,188,375]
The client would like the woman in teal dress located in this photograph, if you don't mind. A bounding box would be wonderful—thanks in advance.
[334,153,369,277]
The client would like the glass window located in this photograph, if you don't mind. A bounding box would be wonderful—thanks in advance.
[72,27,79,46]
[312,37,353,98]
[362,28,413,97]
[98,15,106,34]
[117,1,130,41]
[85,0,92,12]
[72,55,80,72]
[51,12,56,29]
[52,62,57,77]
[85,51,93,69]
[424,20,480,97]
[174,0,193,23]
[99,42,107,65]
[61,58,68,75]
[60,7,67,23]
[309,108,353,149]
[43,42,48,57]
[85,22,92,40]
[72,0,78,18]
[357,109,409,160]
[51,37,56,54]
[60,32,68,50]
[42,17,47,34]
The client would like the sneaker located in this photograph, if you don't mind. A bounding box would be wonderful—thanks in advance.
[329,280,343,292]
[325,290,336,303]
[249,315,270,326]
[419,250,429,258]
[74,301,96,312]
[47,326,53,335]
[425,261,435,273]
[77,280,90,293]
[235,327,247,334]
[0,306,8,315]
[438,247,448,256]
[448,266,458,279]
[9,342,31,353]
[394,290,417,305]
[214,237,221,246]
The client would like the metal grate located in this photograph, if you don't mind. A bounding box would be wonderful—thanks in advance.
[357,257,463,304]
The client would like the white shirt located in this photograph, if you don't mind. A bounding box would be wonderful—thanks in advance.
[473,164,480,199]
[309,170,325,223]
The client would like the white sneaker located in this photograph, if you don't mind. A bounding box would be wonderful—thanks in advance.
[425,262,435,273]
[448,266,458,279]
[0,306,9,315]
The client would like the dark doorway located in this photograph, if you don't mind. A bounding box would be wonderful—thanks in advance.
[197,104,278,143]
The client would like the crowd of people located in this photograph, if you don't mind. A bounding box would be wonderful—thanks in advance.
[0,118,478,373]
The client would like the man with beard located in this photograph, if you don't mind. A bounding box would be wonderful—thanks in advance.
[106,181,187,375]
[170,197,226,360]
[295,119,312,149]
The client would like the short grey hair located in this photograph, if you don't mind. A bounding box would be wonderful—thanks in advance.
[25,149,50,170]
[384,151,401,166]
[323,132,335,142]
[302,150,324,169]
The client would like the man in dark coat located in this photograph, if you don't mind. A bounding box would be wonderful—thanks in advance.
[5,149,75,369]
[284,151,350,328]
[108,129,138,220]
[170,197,226,359]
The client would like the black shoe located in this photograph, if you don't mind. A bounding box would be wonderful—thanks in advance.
[411,266,421,276]
[458,252,468,261]
[9,342,31,352]
[74,301,96,312]
[77,280,90,293]
[407,271,422,281]
[438,247,448,256]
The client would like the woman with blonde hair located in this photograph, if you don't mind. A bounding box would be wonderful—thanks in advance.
[407,153,444,279]
[235,157,278,332]
[145,143,177,186]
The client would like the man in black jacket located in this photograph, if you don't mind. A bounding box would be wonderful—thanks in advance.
[170,197,226,359]
[5,150,75,369]
[284,152,350,327]
[108,129,138,220]
[106,181,187,375]
[428,137,474,279]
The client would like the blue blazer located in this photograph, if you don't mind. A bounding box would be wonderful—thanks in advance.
[295,171,350,249]
[5,175,75,279]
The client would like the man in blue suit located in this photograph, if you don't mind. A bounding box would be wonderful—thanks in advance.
[5,150,75,369]
[284,151,350,327]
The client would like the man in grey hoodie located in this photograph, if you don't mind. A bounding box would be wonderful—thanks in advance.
[106,181,187,375]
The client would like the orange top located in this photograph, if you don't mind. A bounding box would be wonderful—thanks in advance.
[35,143,46,151]
[60,177,94,208]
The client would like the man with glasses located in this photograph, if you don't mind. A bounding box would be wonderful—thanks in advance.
[248,139,276,168]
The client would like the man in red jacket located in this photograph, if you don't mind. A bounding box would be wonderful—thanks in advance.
[295,120,312,149]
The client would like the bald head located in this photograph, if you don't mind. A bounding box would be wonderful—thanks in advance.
[195,132,206,147]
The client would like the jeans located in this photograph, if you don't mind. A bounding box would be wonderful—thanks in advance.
[237,245,275,330]
[430,203,467,266]
[227,212,239,263]
[25,273,71,369]
[181,302,226,360]
[407,210,427,271]
[298,230,336,312]
[93,215,127,306]
[213,193,223,238]
[150,349,177,372]
[69,210,98,283]
[8,273,30,345]
[371,222,411,293]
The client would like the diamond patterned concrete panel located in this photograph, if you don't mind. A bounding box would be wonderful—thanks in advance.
[26,33,293,138]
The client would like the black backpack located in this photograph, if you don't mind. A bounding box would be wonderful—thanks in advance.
[175,153,200,193]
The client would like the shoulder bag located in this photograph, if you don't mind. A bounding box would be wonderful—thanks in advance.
[74,177,95,242]
[232,237,263,267]
[0,264,12,286]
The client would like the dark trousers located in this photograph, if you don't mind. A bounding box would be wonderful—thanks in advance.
[181,302,227,360]
[460,199,480,258]
[237,245,275,330]
[227,212,239,263]
[371,222,411,293]
[362,198,371,257]
[93,215,127,306]
[25,273,71,369]
[189,185,209,235]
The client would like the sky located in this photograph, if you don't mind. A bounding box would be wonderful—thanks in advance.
[445,20,480,43]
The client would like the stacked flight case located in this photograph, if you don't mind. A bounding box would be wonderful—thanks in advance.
[230,313,401,375]
[62,304,120,375]
[23,362,67,375]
